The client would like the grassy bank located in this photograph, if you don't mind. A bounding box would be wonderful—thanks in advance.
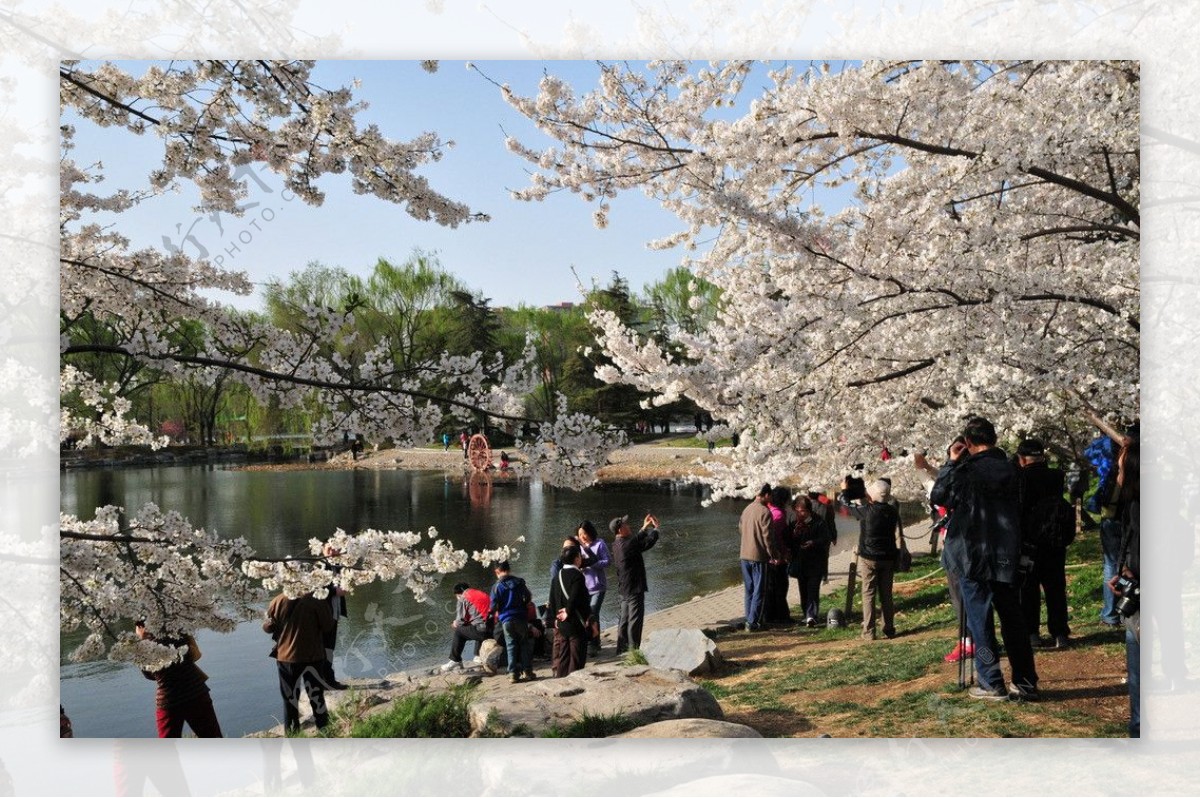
[698,528,1131,737]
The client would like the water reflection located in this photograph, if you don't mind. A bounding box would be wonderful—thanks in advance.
[60,465,747,737]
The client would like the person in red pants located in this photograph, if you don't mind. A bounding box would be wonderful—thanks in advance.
[136,624,222,737]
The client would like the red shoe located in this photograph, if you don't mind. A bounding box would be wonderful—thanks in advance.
[944,641,975,662]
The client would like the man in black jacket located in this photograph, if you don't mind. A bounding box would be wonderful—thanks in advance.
[1016,439,1072,649]
[931,417,1039,701]
[612,513,661,654]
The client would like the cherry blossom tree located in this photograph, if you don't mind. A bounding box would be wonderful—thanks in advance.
[499,59,1139,499]
[59,60,620,665]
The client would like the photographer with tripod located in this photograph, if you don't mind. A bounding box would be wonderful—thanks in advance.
[930,417,1039,701]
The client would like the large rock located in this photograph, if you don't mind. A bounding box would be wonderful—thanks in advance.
[614,718,761,738]
[468,664,723,737]
[641,627,724,676]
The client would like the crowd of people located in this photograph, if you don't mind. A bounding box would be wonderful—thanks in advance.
[135,414,1141,738]
[734,414,1141,735]
[424,512,664,688]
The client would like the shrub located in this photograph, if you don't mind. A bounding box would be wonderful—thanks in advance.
[349,685,474,738]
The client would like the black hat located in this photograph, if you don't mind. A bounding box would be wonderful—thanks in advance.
[608,515,629,535]
[1016,439,1046,457]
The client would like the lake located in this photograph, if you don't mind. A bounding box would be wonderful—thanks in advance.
[61,464,803,738]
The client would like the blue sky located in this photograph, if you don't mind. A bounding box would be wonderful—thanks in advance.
[67,60,703,311]
[67,59,864,312]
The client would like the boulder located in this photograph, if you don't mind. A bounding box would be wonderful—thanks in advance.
[614,718,761,738]
[641,628,724,676]
[467,664,722,737]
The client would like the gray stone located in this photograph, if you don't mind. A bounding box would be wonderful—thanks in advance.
[467,664,723,737]
[614,718,762,738]
[641,627,724,676]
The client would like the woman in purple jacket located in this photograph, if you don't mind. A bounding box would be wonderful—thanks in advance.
[577,520,611,656]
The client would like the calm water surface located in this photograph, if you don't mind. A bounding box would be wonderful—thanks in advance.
[61,465,768,738]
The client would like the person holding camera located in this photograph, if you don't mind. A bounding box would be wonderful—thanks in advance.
[1108,436,1140,737]
[840,478,903,640]
[930,417,1039,701]
[612,513,661,654]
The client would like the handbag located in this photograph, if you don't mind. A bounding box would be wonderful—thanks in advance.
[896,537,912,573]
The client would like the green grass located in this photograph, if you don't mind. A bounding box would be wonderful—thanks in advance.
[348,685,475,738]
[541,712,638,737]
[621,648,649,666]
[701,517,1128,738]
[698,679,733,700]
[651,435,728,448]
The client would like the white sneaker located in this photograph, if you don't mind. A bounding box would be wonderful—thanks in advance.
[472,655,483,664]
[440,660,463,672]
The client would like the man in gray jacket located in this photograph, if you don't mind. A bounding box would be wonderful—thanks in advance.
[931,417,1039,701]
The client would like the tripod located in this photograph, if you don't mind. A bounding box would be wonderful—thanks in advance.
[957,607,975,689]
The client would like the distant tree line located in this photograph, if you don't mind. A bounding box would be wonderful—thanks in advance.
[61,250,721,449]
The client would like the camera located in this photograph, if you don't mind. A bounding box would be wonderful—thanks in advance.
[842,475,866,502]
[1113,575,1140,617]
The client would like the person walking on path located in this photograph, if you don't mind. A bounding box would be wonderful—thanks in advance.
[547,546,593,676]
[577,520,612,657]
[840,479,903,640]
[136,625,223,738]
[264,590,335,733]
[612,513,661,654]
[739,484,781,632]
[490,560,536,683]
[931,416,1039,701]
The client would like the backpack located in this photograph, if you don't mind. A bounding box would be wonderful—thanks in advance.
[1033,495,1077,549]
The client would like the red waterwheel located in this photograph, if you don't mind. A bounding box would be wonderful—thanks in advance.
[467,433,492,472]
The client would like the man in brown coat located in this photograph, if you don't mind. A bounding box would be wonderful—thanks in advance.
[740,483,782,631]
[264,591,334,733]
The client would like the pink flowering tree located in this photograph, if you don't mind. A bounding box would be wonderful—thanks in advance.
[499,60,1139,499]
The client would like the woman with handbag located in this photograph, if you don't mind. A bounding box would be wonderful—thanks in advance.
[547,545,594,677]
[789,496,832,627]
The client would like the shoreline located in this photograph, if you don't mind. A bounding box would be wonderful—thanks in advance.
[252,555,900,737]
[233,437,727,485]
